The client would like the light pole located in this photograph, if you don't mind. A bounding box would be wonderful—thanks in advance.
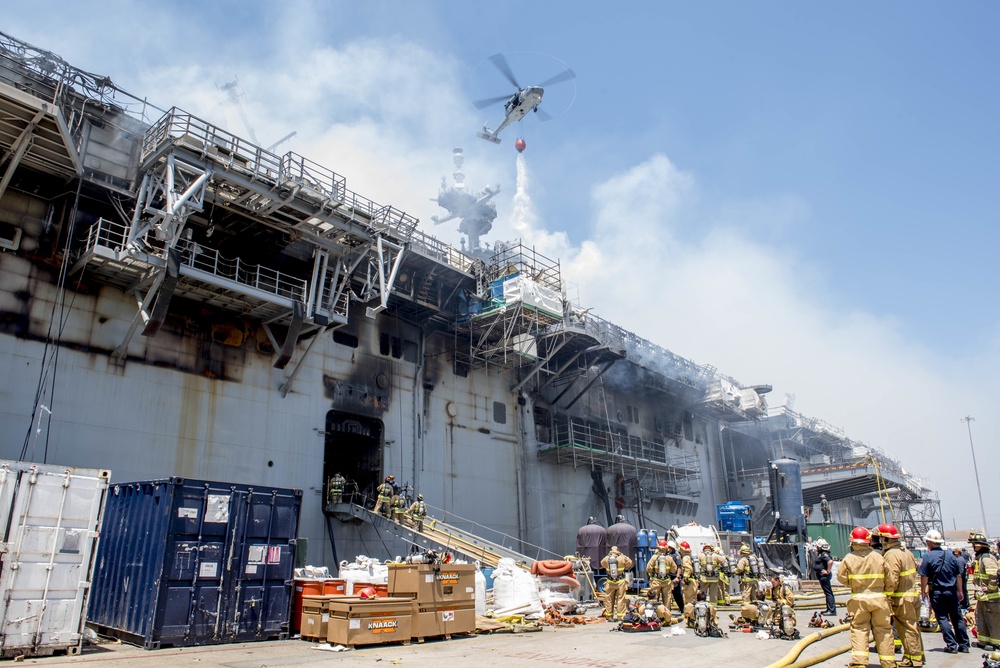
[962,416,989,536]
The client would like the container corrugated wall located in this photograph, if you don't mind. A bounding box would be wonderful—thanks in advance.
[0,460,110,658]
[87,478,301,649]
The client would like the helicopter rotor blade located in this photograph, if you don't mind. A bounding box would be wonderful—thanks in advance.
[488,53,521,89]
[535,107,554,122]
[472,94,512,109]
[538,68,576,88]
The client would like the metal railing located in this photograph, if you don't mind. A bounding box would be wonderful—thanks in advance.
[398,227,478,274]
[141,108,419,239]
[541,419,700,496]
[77,217,308,303]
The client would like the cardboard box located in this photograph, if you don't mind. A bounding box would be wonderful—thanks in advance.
[388,563,476,603]
[411,601,476,639]
[327,597,413,646]
[300,595,336,641]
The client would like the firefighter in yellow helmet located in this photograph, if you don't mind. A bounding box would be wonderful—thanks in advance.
[373,476,395,517]
[601,545,633,621]
[971,531,1000,651]
[698,544,723,606]
[734,543,758,603]
[878,523,924,667]
[678,541,698,608]
[407,493,428,532]
[837,526,895,668]
[646,539,678,609]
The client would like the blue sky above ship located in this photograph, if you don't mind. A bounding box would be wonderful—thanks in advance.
[6,0,999,532]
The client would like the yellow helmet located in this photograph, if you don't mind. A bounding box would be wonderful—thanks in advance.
[739,543,752,555]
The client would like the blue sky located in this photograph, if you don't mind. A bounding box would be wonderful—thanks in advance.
[5,1,999,532]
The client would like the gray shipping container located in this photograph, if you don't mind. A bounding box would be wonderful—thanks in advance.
[0,460,110,658]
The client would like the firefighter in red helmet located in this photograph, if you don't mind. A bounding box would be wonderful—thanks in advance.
[678,541,698,608]
[837,526,894,668]
[646,539,677,610]
[878,523,924,666]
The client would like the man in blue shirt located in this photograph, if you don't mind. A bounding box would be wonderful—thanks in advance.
[918,530,969,653]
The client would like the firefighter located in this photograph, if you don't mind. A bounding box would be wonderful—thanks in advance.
[601,545,633,621]
[679,541,698,608]
[698,544,722,606]
[666,540,685,613]
[878,523,924,667]
[327,472,345,505]
[646,539,678,609]
[373,475,394,517]
[715,546,732,604]
[918,529,969,653]
[813,538,837,616]
[407,493,428,532]
[734,543,756,602]
[837,526,895,668]
[971,531,1000,651]
[684,590,722,636]
[765,574,796,631]
[819,494,831,523]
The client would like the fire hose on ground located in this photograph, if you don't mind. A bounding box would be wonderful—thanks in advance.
[763,623,850,668]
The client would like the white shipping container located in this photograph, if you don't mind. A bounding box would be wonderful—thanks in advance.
[0,460,109,658]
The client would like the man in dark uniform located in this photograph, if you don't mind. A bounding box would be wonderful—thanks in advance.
[812,538,837,616]
[918,529,969,654]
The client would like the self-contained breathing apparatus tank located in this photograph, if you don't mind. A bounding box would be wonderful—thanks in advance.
[748,553,762,577]
[655,553,670,579]
[779,604,796,638]
[694,601,709,636]
[727,554,737,575]
[608,552,620,579]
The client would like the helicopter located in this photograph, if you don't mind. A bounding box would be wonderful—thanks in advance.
[474,53,575,145]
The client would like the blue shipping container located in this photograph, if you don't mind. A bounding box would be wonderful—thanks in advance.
[87,478,302,649]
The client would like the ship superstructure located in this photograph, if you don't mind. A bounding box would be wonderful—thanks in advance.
[0,31,942,564]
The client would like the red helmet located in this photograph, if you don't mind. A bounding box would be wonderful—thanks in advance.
[357,586,378,599]
[850,526,871,544]
[877,523,901,539]
[679,541,691,552]
[657,539,668,549]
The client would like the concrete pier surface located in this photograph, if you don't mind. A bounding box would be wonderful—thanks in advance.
[20,606,976,668]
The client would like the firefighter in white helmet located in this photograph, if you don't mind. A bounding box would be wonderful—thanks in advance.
[837,526,895,668]
[601,545,633,621]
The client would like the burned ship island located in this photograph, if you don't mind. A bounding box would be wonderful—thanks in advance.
[0,30,942,568]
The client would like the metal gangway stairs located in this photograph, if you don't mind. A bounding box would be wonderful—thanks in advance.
[329,502,552,569]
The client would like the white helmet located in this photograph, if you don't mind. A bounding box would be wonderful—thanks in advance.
[815,538,830,550]
[667,540,677,550]
[923,529,943,545]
